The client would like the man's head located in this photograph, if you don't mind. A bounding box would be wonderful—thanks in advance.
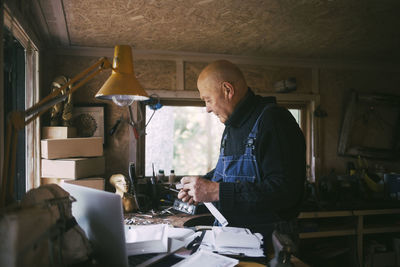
[197,60,248,123]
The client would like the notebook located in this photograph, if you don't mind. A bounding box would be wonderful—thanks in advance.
[61,182,183,267]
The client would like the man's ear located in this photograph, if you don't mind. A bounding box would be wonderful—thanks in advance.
[222,82,235,100]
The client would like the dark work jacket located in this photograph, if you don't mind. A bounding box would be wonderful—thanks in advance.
[204,89,306,231]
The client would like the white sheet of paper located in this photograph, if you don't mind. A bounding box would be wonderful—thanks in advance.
[172,250,238,267]
[125,224,169,255]
[125,224,166,243]
[204,202,228,227]
[213,227,261,249]
[198,227,265,257]
[168,227,195,241]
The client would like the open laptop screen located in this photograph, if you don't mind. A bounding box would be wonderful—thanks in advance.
[61,182,128,267]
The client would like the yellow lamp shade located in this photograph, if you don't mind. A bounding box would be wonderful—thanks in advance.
[96,45,149,106]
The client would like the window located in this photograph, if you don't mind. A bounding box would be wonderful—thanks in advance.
[143,101,304,177]
[2,8,40,198]
[3,27,26,199]
[144,104,224,176]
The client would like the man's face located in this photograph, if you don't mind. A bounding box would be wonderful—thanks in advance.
[198,81,232,123]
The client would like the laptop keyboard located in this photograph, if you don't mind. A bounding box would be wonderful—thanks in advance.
[128,253,159,266]
[128,253,182,267]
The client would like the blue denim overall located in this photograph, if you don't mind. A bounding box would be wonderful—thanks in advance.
[211,104,299,246]
[211,105,273,230]
[212,105,271,185]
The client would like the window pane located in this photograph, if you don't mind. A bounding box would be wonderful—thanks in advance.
[145,106,224,176]
[289,109,301,125]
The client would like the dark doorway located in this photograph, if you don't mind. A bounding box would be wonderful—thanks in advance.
[3,27,26,200]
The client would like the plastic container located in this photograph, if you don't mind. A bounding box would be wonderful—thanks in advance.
[169,170,176,184]
[157,169,165,183]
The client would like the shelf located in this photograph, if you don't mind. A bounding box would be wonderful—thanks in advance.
[298,211,353,219]
[300,229,356,239]
[297,208,400,266]
[353,209,400,216]
[363,225,400,234]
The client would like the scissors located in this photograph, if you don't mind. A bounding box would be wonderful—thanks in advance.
[186,230,206,255]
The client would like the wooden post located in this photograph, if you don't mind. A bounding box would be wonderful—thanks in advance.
[357,215,364,266]
[0,0,4,200]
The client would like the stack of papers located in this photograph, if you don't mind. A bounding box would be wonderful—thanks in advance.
[125,224,193,256]
[172,250,238,267]
[199,226,264,257]
[125,224,169,255]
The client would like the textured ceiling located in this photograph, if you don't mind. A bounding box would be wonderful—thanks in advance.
[38,0,400,61]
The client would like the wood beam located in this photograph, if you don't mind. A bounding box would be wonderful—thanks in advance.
[54,46,400,71]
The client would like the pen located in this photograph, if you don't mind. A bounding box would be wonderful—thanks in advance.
[151,163,156,184]
[164,186,179,193]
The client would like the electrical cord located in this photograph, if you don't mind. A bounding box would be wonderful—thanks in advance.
[109,94,162,139]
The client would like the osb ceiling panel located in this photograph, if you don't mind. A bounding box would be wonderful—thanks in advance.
[56,0,400,60]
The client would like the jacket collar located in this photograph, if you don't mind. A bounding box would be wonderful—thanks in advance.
[225,88,276,127]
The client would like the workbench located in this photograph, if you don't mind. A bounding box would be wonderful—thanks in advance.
[124,211,309,266]
[126,208,400,266]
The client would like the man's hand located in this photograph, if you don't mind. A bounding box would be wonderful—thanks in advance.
[177,176,219,204]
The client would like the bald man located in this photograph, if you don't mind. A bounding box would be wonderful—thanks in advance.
[178,60,306,243]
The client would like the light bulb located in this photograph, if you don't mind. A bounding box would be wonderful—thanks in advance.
[112,95,135,107]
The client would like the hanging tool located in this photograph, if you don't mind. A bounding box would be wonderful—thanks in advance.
[109,116,122,136]
[128,105,140,140]
[357,156,384,193]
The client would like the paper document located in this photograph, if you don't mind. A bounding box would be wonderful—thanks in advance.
[172,250,238,267]
[125,224,169,255]
[204,202,228,227]
[167,227,195,241]
[213,227,260,249]
[198,226,264,257]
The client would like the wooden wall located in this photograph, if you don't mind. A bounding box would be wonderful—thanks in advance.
[43,53,400,183]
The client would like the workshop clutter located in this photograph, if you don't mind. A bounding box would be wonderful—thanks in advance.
[364,237,400,267]
[308,157,399,210]
[384,173,400,201]
[0,184,92,267]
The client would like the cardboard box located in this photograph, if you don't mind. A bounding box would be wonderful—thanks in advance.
[41,157,105,179]
[64,178,105,190]
[42,126,77,139]
[41,137,103,159]
[41,177,105,190]
[40,177,62,185]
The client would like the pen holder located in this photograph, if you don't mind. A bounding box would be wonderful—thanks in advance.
[146,179,159,210]
[151,184,159,210]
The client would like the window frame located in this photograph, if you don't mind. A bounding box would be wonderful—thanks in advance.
[137,96,312,180]
[3,6,41,192]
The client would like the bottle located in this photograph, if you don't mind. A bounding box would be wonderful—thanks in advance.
[157,169,165,183]
[169,170,176,185]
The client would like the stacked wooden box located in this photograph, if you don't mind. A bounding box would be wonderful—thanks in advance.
[40,126,105,190]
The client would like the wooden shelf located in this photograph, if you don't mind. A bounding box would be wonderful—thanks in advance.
[300,229,356,239]
[297,208,400,266]
[298,210,353,219]
[353,209,400,216]
[363,225,400,234]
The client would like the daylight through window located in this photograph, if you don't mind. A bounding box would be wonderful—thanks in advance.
[145,105,302,177]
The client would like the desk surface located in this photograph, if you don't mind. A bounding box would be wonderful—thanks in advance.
[124,211,310,267]
[124,211,208,227]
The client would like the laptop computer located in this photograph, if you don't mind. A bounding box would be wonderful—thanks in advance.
[61,182,184,267]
